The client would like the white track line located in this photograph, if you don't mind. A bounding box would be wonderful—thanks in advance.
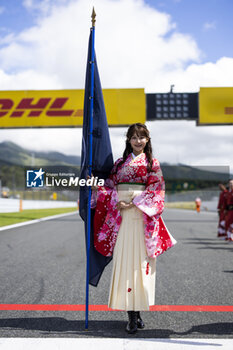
[0,211,78,232]
[0,338,232,350]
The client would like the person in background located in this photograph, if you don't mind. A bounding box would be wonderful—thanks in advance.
[217,184,228,239]
[195,197,201,213]
[225,179,233,242]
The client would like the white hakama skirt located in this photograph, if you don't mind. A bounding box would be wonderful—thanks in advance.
[108,184,156,311]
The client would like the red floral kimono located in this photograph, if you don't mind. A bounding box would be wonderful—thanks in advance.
[217,189,228,237]
[92,152,177,258]
[225,189,233,241]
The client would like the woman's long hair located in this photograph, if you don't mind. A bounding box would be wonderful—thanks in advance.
[114,123,153,173]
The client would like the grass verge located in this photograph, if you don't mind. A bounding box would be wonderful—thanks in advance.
[165,202,196,210]
[0,207,77,227]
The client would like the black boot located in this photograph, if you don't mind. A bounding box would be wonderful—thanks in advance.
[126,311,137,334]
[136,311,145,329]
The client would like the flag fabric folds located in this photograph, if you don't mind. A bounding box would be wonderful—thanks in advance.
[79,29,113,287]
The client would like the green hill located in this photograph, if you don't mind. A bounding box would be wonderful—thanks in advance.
[0,141,81,190]
[0,141,81,166]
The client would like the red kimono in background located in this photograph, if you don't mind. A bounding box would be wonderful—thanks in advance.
[217,189,228,237]
[92,153,177,258]
[225,189,233,241]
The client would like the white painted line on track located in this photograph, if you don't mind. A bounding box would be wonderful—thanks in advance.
[0,338,232,350]
[0,211,78,232]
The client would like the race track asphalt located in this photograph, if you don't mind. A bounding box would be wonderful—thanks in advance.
[0,208,232,338]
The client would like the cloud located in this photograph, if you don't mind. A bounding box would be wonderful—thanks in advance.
[203,21,216,31]
[146,121,233,169]
[0,0,229,93]
[0,0,200,89]
[150,56,233,93]
[22,0,71,16]
[0,0,232,173]
[0,68,62,90]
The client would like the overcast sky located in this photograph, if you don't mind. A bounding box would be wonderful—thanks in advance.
[0,0,232,174]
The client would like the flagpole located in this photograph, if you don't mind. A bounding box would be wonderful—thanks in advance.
[85,7,96,330]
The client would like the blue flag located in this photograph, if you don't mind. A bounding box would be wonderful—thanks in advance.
[79,29,113,287]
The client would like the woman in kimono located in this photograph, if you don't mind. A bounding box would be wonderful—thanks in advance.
[92,123,176,334]
[217,183,228,238]
[225,179,233,241]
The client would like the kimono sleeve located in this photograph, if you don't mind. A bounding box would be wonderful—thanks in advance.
[133,158,165,217]
[104,157,122,188]
[90,157,122,208]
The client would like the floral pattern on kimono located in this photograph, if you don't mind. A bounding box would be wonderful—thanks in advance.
[92,152,177,258]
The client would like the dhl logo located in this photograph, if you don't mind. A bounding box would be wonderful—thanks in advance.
[0,88,145,128]
[0,97,83,118]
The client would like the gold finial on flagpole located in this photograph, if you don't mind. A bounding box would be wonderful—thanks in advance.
[91,7,96,27]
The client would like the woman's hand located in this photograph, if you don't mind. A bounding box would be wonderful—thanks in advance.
[87,174,98,191]
[116,201,135,210]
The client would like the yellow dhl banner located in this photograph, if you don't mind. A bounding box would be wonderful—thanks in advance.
[0,89,145,128]
[199,87,233,125]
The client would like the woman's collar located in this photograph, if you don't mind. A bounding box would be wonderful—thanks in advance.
[131,152,145,160]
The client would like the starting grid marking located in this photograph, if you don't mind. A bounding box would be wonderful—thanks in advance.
[0,304,233,312]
